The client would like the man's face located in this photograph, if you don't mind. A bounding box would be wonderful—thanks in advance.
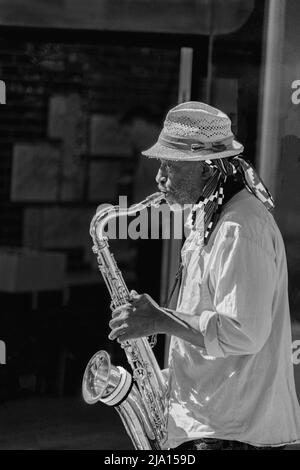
[155,159,207,209]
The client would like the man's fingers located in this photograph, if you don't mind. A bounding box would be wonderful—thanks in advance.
[130,290,141,303]
[116,334,129,344]
[109,315,128,329]
[131,292,146,306]
[108,324,128,341]
[111,303,132,318]
[130,290,138,296]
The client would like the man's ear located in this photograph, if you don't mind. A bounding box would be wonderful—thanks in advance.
[201,163,214,181]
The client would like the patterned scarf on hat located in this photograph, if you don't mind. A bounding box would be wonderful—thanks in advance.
[190,155,275,246]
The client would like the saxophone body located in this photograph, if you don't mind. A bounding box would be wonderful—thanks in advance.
[82,192,168,450]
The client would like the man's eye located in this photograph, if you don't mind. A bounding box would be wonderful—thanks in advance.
[167,163,176,171]
[161,163,169,171]
[160,161,175,173]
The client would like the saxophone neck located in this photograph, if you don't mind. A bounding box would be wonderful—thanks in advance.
[136,192,165,209]
[90,192,165,246]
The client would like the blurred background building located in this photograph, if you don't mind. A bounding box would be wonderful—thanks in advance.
[0,0,299,450]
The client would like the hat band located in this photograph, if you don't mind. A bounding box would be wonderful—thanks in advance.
[158,133,234,153]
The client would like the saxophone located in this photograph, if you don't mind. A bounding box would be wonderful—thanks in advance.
[82,192,168,450]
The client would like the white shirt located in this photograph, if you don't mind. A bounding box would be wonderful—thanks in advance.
[165,189,300,448]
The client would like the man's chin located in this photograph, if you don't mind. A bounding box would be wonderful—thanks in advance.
[165,195,184,212]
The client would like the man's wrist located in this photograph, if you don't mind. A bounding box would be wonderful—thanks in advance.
[153,307,206,350]
[154,307,190,335]
[153,306,171,334]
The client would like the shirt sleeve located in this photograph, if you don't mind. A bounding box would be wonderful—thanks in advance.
[198,231,276,358]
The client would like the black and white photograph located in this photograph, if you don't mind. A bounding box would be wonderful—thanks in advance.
[0,0,300,454]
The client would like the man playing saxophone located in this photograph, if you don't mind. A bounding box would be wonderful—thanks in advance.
[109,101,300,450]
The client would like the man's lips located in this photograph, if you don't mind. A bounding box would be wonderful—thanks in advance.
[158,187,169,195]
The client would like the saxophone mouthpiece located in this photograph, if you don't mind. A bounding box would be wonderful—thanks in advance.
[147,192,165,207]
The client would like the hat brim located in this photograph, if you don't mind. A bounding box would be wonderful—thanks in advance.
[142,139,244,161]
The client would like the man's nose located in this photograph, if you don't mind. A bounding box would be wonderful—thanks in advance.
[156,168,167,185]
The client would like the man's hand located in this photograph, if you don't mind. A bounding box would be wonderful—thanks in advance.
[109,290,206,350]
[108,290,164,343]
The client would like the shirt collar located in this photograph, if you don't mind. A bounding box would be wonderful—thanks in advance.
[184,189,249,232]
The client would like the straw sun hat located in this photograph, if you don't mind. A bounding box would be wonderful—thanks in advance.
[142,101,243,162]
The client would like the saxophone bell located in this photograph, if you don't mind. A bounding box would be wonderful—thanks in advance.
[82,350,132,406]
